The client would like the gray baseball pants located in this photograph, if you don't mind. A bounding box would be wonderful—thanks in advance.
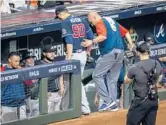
[92,48,124,104]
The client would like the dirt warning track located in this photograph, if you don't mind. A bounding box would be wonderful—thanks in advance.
[49,101,166,125]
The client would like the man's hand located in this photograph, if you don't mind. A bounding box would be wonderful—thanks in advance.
[66,56,71,60]
[128,43,135,51]
[59,88,64,97]
[81,39,93,47]
[156,83,163,88]
[125,32,135,51]
[94,95,99,106]
[163,83,166,89]
[86,45,92,56]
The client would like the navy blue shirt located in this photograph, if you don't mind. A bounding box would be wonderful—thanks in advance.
[61,16,94,51]
[1,66,25,107]
[37,60,60,92]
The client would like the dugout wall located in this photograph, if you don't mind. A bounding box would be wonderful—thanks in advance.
[1,0,166,113]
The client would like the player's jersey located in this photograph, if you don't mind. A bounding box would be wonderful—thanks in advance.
[96,17,126,55]
[1,66,25,107]
[61,16,94,51]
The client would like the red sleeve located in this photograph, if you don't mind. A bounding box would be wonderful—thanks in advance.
[22,65,33,86]
[119,24,128,37]
[24,80,33,86]
[0,66,6,72]
[96,19,107,37]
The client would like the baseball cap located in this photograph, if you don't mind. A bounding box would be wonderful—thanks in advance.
[55,5,68,16]
[136,41,150,53]
[22,51,36,60]
[144,32,155,44]
[42,45,56,53]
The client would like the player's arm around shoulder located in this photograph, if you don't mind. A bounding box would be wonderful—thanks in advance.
[82,19,107,47]
[82,19,95,55]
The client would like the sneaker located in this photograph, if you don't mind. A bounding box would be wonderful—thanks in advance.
[98,103,108,111]
[82,112,90,116]
[108,104,119,111]
[98,102,117,111]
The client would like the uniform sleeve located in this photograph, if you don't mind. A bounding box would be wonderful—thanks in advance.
[64,36,73,44]
[119,24,128,38]
[96,19,107,37]
[24,80,33,86]
[61,21,72,38]
[61,21,73,44]
[83,19,94,40]
[127,65,136,79]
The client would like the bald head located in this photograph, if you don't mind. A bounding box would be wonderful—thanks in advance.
[88,11,98,16]
[88,11,102,26]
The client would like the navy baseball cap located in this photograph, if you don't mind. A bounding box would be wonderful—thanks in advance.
[42,45,56,53]
[22,51,36,61]
[55,5,68,16]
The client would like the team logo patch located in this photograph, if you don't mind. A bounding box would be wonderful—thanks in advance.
[154,21,166,44]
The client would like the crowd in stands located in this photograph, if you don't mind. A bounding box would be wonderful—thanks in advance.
[0,0,87,15]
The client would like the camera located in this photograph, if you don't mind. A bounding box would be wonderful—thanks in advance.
[147,63,158,100]
[124,50,136,67]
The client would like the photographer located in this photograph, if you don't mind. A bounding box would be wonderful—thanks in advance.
[124,40,162,125]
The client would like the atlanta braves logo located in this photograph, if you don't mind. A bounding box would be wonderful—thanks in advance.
[154,21,166,43]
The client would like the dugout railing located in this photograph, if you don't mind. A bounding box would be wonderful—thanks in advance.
[1,60,81,125]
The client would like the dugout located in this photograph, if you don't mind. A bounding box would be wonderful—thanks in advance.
[1,0,166,112]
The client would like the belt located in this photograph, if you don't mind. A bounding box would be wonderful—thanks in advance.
[100,48,124,56]
[48,89,59,93]
[73,49,83,53]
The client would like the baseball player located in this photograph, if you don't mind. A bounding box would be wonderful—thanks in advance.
[55,5,94,115]
[36,44,64,113]
[82,12,134,111]
[1,52,26,123]
[21,51,39,117]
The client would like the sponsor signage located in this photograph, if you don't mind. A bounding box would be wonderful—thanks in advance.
[1,61,80,84]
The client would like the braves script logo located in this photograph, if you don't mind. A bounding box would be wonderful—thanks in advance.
[154,21,166,43]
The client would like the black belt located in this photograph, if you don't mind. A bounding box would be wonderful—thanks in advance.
[48,89,59,93]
